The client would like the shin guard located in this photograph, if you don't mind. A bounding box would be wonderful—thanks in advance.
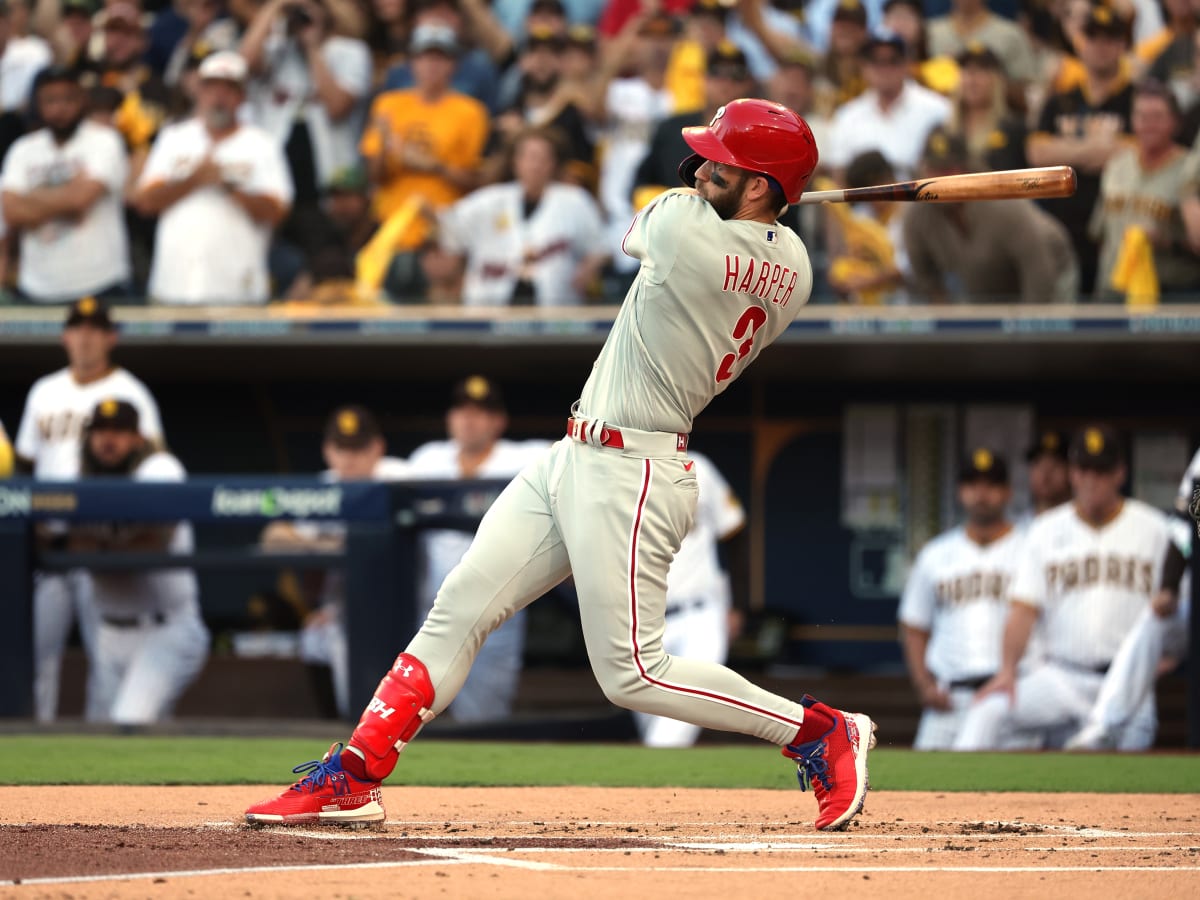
[348,653,436,781]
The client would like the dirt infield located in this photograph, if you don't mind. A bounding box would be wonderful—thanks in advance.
[2,787,1198,899]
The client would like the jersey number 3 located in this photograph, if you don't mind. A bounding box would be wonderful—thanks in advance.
[715,306,768,383]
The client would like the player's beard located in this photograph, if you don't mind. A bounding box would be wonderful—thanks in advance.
[705,171,746,220]
[48,113,84,144]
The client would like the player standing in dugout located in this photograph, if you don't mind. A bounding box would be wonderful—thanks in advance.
[246,99,876,833]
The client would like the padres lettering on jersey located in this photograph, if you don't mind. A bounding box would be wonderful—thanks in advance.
[579,189,813,434]
[1011,499,1169,669]
[899,526,1024,683]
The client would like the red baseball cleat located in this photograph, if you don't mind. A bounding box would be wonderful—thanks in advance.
[782,696,877,831]
[244,742,385,826]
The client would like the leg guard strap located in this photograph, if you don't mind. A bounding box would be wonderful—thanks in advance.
[349,653,436,779]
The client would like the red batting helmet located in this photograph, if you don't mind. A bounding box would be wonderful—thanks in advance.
[678,99,818,204]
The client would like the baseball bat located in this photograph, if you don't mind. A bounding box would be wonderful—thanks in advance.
[796,166,1077,204]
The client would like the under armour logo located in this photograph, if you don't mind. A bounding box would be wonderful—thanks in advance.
[397,664,414,678]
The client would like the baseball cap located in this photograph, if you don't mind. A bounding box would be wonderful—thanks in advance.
[861,34,907,61]
[325,164,369,194]
[99,2,142,30]
[639,12,680,38]
[1068,424,1125,471]
[565,23,596,50]
[525,25,565,52]
[956,41,1002,70]
[450,376,505,413]
[62,0,98,17]
[33,64,80,94]
[958,448,1009,485]
[324,405,383,450]
[88,398,139,433]
[410,22,460,56]
[529,0,566,16]
[707,41,751,80]
[198,50,248,84]
[691,0,733,19]
[1083,5,1130,41]
[65,296,114,330]
[1025,429,1069,462]
[833,0,869,26]
[882,0,922,12]
[922,127,968,169]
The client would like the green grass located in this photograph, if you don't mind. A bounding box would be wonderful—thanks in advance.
[0,736,1197,792]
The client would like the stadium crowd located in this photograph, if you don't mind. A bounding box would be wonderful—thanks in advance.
[0,0,1198,305]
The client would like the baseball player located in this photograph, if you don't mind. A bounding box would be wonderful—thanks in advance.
[1064,445,1196,750]
[0,419,12,478]
[247,99,876,833]
[14,297,163,722]
[633,450,746,748]
[1020,429,1072,526]
[405,377,551,723]
[899,449,1038,750]
[72,399,208,725]
[260,405,410,719]
[954,425,1167,751]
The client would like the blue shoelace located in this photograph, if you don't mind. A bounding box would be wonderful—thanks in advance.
[290,743,345,794]
[789,740,832,793]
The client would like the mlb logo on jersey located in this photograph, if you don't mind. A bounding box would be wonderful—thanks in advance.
[766,229,777,243]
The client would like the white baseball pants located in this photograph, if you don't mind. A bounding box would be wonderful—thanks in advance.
[33,570,100,722]
[406,433,808,746]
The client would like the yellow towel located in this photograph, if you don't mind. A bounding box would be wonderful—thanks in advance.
[0,432,12,478]
[1110,225,1159,307]
[355,196,427,297]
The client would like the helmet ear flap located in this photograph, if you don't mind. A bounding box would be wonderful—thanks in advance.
[678,153,705,188]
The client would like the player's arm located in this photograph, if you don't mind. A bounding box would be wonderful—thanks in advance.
[977,600,1039,699]
[899,624,951,711]
[225,187,290,226]
[131,164,218,215]
[1025,130,1124,173]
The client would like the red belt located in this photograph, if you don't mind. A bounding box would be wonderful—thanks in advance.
[567,418,689,452]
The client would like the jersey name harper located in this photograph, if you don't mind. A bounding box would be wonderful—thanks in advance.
[1045,554,1154,595]
[935,570,1010,607]
[721,254,801,307]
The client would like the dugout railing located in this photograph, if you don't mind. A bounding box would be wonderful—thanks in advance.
[0,477,506,720]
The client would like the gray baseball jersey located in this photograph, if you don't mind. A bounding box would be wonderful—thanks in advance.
[406,187,820,746]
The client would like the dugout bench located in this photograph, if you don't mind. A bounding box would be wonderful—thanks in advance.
[0,477,505,720]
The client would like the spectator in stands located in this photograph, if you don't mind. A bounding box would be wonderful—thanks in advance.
[926,0,1037,88]
[947,43,1028,171]
[812,0,870,120]
[72,398,210,727]
[366,0,411,79]
[93,2,172,143]
[1027,5,1135,295]
[423,125,608,306]
[382,0,503,113]
[904,128,1079,303]
[826,34,951,181]
[489,27,595,188]
[359,21,489,301]
[823,150,908,304]
[285,164,378,300]
[260,404,410,718]
[0,418,11,477]
[1142,0,1196,93]
[1,65,131,304]
[799,0,884,54]
[0,0,52,162]
[405,375,551,722]
[48,0,97,68]
[595,10,675,285]
[632,41,756,208]
[132,51,294,305]
[240,0,372,210]
[1023,428,1072,524]
[879,0,948,97]
[163,0,241,86]
[1093,79,1200,301]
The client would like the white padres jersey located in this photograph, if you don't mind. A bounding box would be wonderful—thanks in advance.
[0,121,131,299]
[1011,499,1170,669]
[899,526,1025,683]
[88,453,198,619]
[438,182,607,307]
[406,439,551,606]
[15,368,163,479]
[579,189,813,433]
[139,118,294,305]
[667,451,745,602]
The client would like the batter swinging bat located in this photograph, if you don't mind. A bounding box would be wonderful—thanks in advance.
[796,166,1077,205]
